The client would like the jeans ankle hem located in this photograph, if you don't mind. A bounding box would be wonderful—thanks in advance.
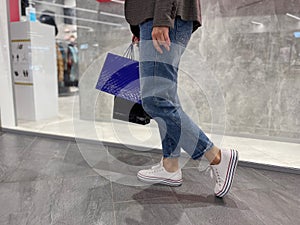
[191,142,214,160]
[163,154,181,159]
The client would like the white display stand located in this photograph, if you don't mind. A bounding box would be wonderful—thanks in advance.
[10,22,58,120]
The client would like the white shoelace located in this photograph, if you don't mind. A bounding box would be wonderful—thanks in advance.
[205,166,221,184]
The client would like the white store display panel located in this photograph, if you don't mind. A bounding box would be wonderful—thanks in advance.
[10,21,58,120]
[11,41,32,83]
[0,0,16,127]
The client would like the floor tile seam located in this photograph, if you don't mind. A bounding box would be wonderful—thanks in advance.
[269,188,300,206]
[0,136,38,183]
[113,196,177,204]
[58,173,111,185]
[19,136,38,155]
[2,139,111,183]
[122,196,194,225]
[53,172,113,206]
[20,144,65,152]
[109,176,117,225]
[232,186,290,194]
[236,206,269,225]
[148,204,164,225]
[232,186,292,205]
[0,173,111,185]
[233,179,285,191]
[167,184,195,225]
[56,140,72,160]
[0,132,37,149]
[269,206,300,224]
[38,141,72,171]
[242,206,280,225]
[252,169,299,190]
[170,187,226,209]
[114,196,189,225]
[169,182,187,200]
[1,168,290,190]
[180,213,195,225]
[229,193,269,225]
[179,202,251,214]
[241,166,276,177]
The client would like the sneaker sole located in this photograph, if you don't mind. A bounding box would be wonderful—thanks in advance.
[215,149,239,198]
[137,173,183,187]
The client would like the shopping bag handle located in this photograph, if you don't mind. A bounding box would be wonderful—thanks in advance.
[123,43,135,60]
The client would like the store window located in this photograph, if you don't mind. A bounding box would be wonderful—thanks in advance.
[3,0,300,169]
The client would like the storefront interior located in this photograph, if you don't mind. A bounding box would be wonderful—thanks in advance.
[1,0,300,170]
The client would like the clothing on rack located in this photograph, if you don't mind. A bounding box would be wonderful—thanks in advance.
[56,43,64,83]
[66,44,79,85]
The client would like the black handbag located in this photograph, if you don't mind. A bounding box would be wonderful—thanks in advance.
[113,96,151,125]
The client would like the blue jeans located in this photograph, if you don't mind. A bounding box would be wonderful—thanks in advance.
[139,18,214,159]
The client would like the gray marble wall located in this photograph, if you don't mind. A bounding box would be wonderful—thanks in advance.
[77,0,300,139]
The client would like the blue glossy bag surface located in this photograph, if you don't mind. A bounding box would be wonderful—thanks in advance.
[96,52,141,104]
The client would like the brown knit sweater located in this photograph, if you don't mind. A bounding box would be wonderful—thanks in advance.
[125,0,202,32]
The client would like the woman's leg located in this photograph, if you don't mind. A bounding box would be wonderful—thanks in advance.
[139,18,214,162]
[138,17,239,197]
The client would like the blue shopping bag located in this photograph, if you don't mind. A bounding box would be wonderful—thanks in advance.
[96,46,141,104]
[96,44,151,125]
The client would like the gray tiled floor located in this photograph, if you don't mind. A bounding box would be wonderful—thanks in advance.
[0,132,299,225]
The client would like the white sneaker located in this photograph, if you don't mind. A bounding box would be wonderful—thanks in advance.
[211,149,239,198]
[137,159,183,186]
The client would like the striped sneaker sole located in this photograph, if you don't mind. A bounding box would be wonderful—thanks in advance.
[137,173,183,187]
[215,149,239,198]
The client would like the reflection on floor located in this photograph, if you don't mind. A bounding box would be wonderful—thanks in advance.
[15,95,300,169]
[0,132,299,225]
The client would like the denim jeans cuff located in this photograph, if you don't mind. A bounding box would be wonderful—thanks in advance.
[163,153,181,158]
[191,142,214,160]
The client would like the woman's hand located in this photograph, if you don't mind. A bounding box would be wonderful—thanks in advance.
[132,35,140,44]
[152,26,171,54]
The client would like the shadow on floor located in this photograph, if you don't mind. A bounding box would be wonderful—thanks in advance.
[132,186,241,209]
